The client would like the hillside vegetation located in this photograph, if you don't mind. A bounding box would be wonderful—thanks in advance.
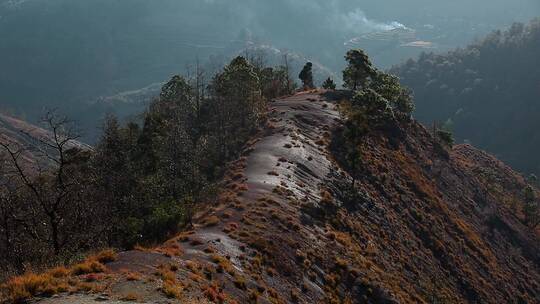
[390,19,540,175]
[0,56,295,276]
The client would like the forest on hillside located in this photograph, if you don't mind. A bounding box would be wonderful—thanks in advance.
[0,55,297,276]
[391,19,540,175]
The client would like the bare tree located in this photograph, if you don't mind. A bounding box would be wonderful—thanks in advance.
[0,111,101,257]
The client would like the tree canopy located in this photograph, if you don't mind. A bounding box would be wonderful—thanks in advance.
[343,49,376,90]
[391,19,540,175]
[299,62,314,89]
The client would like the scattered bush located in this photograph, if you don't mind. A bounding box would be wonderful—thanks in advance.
[322,77,337,90]
[71,260,106,276]
[94,249,118,264]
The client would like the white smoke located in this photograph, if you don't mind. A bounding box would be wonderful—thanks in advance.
[338,9,409,33]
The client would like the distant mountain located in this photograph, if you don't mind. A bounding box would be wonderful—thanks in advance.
[2,0,536,125]
[391,19,540,175]
[0,113,91,167]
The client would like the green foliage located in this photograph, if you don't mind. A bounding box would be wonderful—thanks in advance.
[160,75,193,106]
[334,50,415,183]
[299,62,314,89]
[391,19,540,174]
[523,185,539,228]
[146,199,190,241]
[0,54,286,273]
[436,129,454,146]
[351,89,394,126]
[343,49,376,90]
[370,72,414,118]
[259,66,296,98]
[92,56,270,247]
[340,49,414,132]
[322,77,337,90]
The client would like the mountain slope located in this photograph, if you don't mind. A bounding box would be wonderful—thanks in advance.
[11,92,539,304]
[390,19,540,175]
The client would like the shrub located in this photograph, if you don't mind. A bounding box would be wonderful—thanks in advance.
[48,267,70,278]
[2,273,67,302]
[71,260,106,275]
[162,281,182,299]
[436,129,454,146]
[94,249,118,264]
[299,62,314,89]
[233,275,247,290]
[145,200,188,241]
[322,77,337,90]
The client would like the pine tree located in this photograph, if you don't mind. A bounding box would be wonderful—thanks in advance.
[322,77,336,90]
[343,49,376,90]
[299,62,314,89]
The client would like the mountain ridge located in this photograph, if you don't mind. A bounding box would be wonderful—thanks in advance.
[3,91,539,303]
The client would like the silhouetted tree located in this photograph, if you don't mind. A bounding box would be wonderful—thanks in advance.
[0,111,103,261]
[299,62,314,89]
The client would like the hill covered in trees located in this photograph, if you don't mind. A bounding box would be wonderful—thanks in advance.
[1,50,539,303]
[0,55,295,278]
[390,19,540,175]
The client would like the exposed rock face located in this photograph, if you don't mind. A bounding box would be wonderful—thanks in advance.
[29,92,539,303]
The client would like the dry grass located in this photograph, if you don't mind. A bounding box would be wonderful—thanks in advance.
[133,244,151,252]
[120,293,139,301]
[155,266,176,283]
[162,281,183,299]
[48,266,70,278]
[320,189,333,205]
[155,263,184,299]
[1,249,119,302]
[1,272,69,302]
[211,254,234,274]
[315,138,326,146]
[93,249,118,264]
[156,242,183,257]
[76,282,105,293]
[233,275,247,290]
[231,171,246,181]
[202,215,220,227]
[189,237,204,246]
[125,272,142,281]
[203,284,226,303]
[71,260,106,275]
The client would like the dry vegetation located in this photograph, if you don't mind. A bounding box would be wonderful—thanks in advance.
[1,249,117,302]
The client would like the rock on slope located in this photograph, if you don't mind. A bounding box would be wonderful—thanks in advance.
[28,92,539,303]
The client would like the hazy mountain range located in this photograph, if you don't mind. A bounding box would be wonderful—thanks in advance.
[0,0,538,142]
